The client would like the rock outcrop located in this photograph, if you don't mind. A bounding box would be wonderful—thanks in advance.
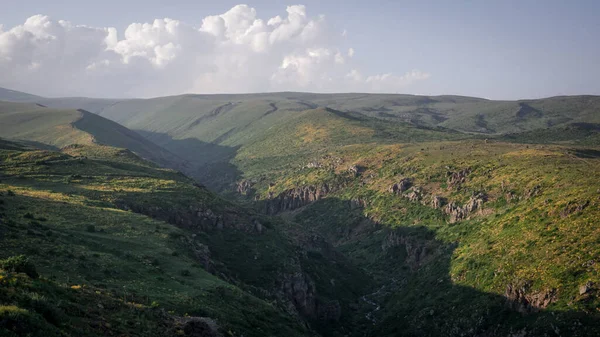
[447,168,471,189]
[382,231,433,269]
[404,186,423,202]
[431,195,447,209]
[282,271,317,318]
[114,200,262,234]
[265,184,331,214]
[348,165,364,177]
[505,281,557,314]
[389,178,412,194]
[443,192,487,223]
[236,179,253,195]
[579,281,594,295]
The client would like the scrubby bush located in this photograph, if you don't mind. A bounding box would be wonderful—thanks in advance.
[0,255,39,279]
[180,269,191,277]
[23,213,34,219]
[86,225,96,233]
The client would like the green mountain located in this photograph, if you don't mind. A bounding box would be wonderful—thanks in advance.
[4,88,598,189]
[1,88,600,336]
[0,137,371,336]
[0,101,186,171]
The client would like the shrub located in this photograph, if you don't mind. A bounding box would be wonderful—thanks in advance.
[7,190,15,196]
[23,213,34,219]
[180,269,191,277]
[86,225,96,233]
[0,255,39,279]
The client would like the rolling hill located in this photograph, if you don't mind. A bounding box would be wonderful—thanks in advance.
[1,87,600,336]
[0,101,186,171]
[2,87,598,191]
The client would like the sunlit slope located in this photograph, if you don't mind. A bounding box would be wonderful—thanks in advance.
[244,139,600,335]
[66,92,600,136]
[0,101,184,169]
[0,139,312,337]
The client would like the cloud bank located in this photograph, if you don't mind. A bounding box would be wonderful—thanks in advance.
[0,5,430,97]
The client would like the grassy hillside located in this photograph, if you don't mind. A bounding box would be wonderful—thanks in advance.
[242,139,600,336]
[0,138,377,336]
[0,101,186,171]
[2,87,600,336]
[3,87,599,191]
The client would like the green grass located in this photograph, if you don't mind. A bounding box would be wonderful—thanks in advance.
[0,139,327,337]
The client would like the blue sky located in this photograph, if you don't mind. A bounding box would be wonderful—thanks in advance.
[1,0,599,99]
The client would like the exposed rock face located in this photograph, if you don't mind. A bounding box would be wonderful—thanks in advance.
[185,238,213,272]
[444,202,467,223]
[505,281,557,313]
[282,271,317,318]
[236,179,253,195]
[265,184,331,214]
[579,281,594,295]
[443,192,487,223]
[431,195,447,209]
[447,168,471,189]
[114,200,261,233]
[382,231,432,269]
[404,186,423,202]
[348,165,364,177]
[389,178,412,194]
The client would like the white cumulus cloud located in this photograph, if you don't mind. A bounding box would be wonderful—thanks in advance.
[0,5,431,97]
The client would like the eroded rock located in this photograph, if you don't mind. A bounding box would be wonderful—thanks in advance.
[236,180,253,195]
[389,178,412,194]
[265,184,331,214]
[505,281,557,314]
[447,168,471,189]
[443,192,487,223]
[431,195,447,209]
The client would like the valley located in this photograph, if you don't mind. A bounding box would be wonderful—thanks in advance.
[0,88,599,336]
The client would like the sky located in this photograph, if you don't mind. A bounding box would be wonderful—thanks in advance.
[0,0,599,99]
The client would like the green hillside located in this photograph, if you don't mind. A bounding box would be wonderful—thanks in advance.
[0,101,186,171]
[0,138,377,337]
[241,139,600,336]
[1,87,600,336]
